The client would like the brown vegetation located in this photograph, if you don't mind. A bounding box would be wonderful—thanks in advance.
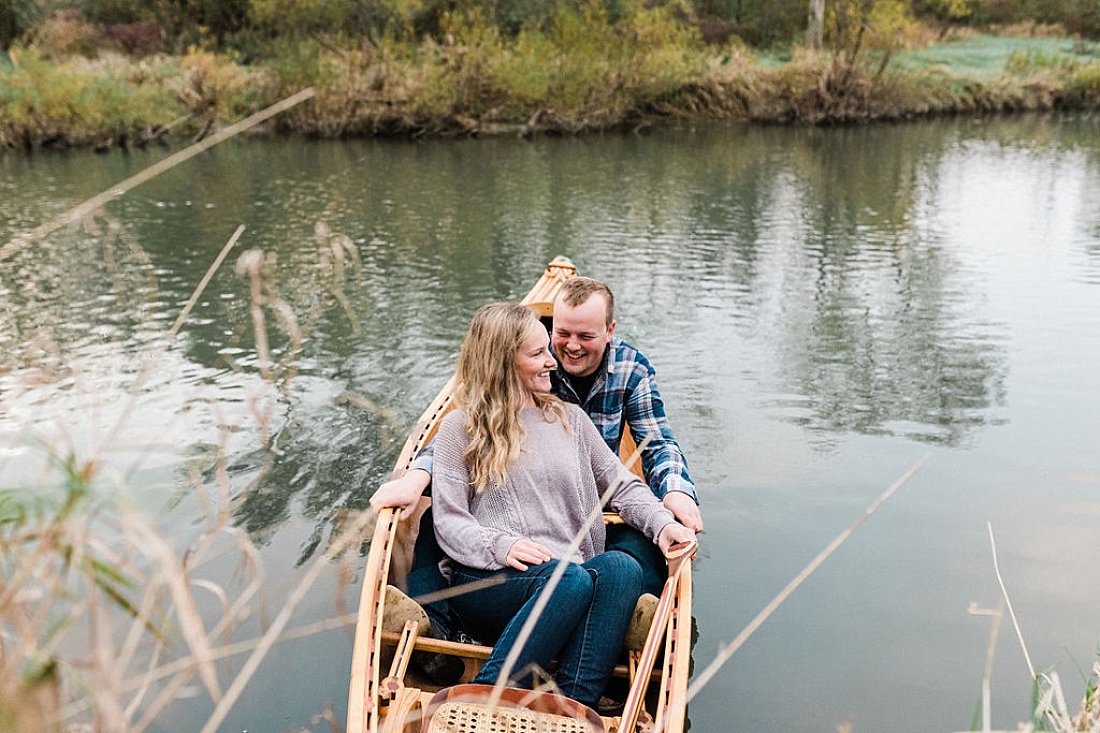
[2,3,1100,147]
[0,211,377,730]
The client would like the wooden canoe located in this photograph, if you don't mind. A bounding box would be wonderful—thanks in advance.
[346,256,695,733]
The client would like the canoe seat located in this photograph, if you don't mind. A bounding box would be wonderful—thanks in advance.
[422,684,603,733]
[427,701,598,733]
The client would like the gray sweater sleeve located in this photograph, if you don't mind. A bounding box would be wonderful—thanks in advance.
[577,411,677,544]
[430,412,520,570]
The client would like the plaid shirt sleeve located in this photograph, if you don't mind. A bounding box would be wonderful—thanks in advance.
[410,440,434,476]
[609,342,698,503]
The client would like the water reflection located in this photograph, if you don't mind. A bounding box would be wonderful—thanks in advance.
[0,216,160,369]
[1078,149,1100,285]
[599,123,1015,447]
[3,116,1100,731]
[0,118,1065,547]
[769,246,1009,446]
[766,129,1011,445]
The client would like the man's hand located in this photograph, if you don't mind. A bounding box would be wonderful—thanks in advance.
[505,538,554,571]
[369,469,430,515]
[657,522,696,555]
[663,491,703,532]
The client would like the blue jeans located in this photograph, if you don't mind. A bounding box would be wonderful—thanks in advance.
[605,522,667,597]
[407,508,457,639]
[407,509,668,638]
[449,551,642,707]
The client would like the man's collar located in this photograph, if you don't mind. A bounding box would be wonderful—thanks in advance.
[589,341,616,376]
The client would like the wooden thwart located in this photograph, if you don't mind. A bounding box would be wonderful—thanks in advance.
[377,629,660,683]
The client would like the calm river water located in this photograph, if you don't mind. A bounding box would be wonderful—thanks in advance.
[2,115,1099,732]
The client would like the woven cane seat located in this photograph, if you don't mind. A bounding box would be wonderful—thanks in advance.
[422,684,604,733]
[427,700,599,732]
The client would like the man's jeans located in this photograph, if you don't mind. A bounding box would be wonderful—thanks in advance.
[407,508,458,639]
[449,551,642,707]
[604,521,668,597]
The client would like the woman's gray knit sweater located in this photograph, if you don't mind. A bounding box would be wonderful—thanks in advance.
[431,404,676,571]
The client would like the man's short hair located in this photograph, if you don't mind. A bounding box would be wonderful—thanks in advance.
[557,277,615,326]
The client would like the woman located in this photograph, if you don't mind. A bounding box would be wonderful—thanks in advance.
[431,302,695,708]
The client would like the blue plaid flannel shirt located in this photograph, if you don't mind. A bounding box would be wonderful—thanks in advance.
[411,338,697,503]
[551,338,697,503]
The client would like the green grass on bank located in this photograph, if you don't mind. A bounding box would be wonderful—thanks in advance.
[891,33,1100,78]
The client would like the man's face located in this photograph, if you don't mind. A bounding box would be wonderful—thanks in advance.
[551,293,615,378]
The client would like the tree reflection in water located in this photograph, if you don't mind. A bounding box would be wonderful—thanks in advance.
[8,116,1100,566]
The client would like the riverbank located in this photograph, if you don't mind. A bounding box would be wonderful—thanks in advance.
[3,26,1100,149]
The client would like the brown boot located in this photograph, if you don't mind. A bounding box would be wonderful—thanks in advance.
[382,586,465,685]
[624,593,659,652]
[382,585,430,636]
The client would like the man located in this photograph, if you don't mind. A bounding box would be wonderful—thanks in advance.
[548,277,702,536]
[369,276,701,676]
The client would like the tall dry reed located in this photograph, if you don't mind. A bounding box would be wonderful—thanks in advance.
[1,210,379,731]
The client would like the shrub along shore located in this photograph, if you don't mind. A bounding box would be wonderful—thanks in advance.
[3,10,1100,149]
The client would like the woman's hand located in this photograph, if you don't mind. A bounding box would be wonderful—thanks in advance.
[657,522,696,556]
[505,538,554,571]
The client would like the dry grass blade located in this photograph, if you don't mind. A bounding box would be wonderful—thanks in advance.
[315,220,363,330]
[123,638,166,725]
[987,522,1036,680]
[236,248,274,380]
[116,560,167,672]
[410,575,506,606]
[169,224,246,338]
[198,510,374,733]
[205,527,266,640]
[964,601,1004,733]
[268,296,303,391]
[125,518,224,706]
[90,596,128,731]
[0,89,315,263]
[682,452,931,709]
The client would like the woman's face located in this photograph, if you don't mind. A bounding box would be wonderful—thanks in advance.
[515,324,557,400]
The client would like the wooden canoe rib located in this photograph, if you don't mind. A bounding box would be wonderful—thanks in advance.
[346,256,694,733]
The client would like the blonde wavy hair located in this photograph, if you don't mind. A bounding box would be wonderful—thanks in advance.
[455,302,567,492]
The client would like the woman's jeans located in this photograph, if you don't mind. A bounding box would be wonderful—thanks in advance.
[407,508,666,641]
[449,551,642,707]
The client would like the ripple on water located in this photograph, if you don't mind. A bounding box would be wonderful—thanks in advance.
[3,126,1100,733]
